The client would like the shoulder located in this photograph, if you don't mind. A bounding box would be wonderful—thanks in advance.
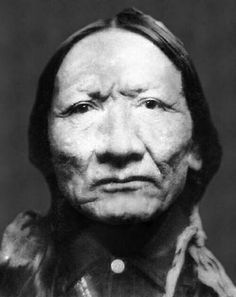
[173,245,236,297]
[187,245,236,297]
[175,251,218,297]
[0,211,51,296]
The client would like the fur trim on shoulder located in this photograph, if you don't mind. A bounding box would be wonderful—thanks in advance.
[0,211,47,269]
[164,206,236,297]
[189,246,236,297]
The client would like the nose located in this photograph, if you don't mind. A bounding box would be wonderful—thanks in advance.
[96,103,145,168]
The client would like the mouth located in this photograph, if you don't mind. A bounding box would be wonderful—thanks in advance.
[92,176,158,193]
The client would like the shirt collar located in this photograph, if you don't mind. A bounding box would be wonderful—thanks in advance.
[52,201,190,293]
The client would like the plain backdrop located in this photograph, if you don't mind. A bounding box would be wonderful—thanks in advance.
[0,0,235,279]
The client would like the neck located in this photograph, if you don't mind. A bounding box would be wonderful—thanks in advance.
[50,192,193,257]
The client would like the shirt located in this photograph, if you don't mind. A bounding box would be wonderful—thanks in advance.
[0,206,235,297]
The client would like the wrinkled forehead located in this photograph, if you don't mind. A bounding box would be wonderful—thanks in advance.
[55,28,183,99]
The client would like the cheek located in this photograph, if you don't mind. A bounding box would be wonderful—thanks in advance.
[136,112,193,160]
[48,119,97,159]
[48,120,100,192]
[48,120,98,198]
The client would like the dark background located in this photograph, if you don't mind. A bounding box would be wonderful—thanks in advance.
[0,0,235,279]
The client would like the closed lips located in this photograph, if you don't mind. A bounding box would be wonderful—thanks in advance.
[92,176,158,188]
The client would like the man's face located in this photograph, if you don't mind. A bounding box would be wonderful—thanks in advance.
[48,29,202,223]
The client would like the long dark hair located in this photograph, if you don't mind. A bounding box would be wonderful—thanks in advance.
[29,8,222,202]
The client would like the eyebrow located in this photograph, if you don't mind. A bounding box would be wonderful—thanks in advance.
[75,86,184,100]
[76,87,150,100]
[88,91,109,101]
[119,87,149,98]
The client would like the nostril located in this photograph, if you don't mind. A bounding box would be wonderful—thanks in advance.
[96,107,145,166]
[97,151,143,168]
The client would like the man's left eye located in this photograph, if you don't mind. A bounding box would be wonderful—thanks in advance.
[141,98,172,111]
[144,99,160,109]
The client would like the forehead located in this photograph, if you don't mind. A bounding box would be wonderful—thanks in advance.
[56,28,182,96]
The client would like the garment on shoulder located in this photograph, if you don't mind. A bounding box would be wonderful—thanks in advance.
[0,210,235,297]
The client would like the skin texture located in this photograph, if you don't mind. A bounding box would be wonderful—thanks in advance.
[48,28,202,224]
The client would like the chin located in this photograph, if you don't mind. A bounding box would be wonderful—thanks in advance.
[76,192,165,224]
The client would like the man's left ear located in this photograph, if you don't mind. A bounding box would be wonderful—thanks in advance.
[187,144,202,171]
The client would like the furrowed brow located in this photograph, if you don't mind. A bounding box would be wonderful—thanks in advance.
[119,87,149,98]
[88,91,109,101]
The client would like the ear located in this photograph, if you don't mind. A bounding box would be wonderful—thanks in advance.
[187,144,202,171]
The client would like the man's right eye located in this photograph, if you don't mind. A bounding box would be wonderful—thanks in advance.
[59,102,96,116]
[72,103,92,114]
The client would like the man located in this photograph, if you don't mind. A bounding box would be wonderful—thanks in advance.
[0,8,235,297]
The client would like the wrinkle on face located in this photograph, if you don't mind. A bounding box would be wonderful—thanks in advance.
[48,29,201,223]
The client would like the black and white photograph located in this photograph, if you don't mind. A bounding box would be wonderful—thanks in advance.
[0,1,235,296]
